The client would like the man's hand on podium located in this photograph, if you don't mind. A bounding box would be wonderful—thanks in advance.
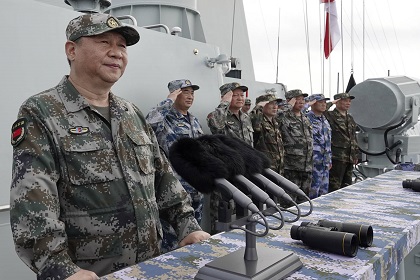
[179,230,210,247]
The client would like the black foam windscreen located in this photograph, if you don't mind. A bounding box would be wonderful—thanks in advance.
[168,137,229,193]
[196,134,246,178]
[213,134,272,174]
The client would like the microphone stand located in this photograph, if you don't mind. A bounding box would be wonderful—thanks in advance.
[195,208,303,280]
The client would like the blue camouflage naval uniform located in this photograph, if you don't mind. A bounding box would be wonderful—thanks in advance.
[146,98,204,224]
[10,76,201,279]
[306,111,332,198]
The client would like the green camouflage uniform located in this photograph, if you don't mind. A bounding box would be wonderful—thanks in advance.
[324,107,359,191]
[250,104,284,175]
[206,82,253,233]
[278,110,313,200]
[10,76,201,279]
[206,101,254,146]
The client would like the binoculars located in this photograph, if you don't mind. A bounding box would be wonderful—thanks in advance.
[402,178,420,192]
[290,220,373,257]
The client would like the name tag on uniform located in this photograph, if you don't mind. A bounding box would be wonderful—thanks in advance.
[177,123,186,127]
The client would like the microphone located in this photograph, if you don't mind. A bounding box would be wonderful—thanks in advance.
[194,135,286,229]
[249,173,293,203]
[212,134,269,173]
[214,178,259,214]
[195,135,280,209]
[168,137,259,214]
[262,168,306,198]
[233,175,277,208]
[214,135,295,204]
[216,135,310,205]
[262,168,313,217]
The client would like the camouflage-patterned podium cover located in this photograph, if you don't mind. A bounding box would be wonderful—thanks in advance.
[103,170,420,280]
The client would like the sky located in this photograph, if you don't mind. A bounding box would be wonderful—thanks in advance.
[243,0,420,98]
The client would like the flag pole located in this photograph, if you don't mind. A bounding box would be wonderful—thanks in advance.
[363,0,365,80]
[275,8,280,84]
[340,0,344,93]
[337,72,340,94]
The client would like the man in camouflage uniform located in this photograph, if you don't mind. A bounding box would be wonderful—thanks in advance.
[278,89,313,202]
[9,14,209,280]
[250,93,284,174]
[241,98,252,114]
[324,93,359,192]
[146,79,204,225]
[206,82,253,233]
[206,82,253,146]
[306,94,332,199]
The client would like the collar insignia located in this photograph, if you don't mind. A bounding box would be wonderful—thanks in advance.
[69,126,90,135]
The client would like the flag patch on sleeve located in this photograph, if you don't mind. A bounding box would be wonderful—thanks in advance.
[11,118,28,147]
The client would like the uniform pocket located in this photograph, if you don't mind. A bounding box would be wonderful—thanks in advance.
[62,133,118,185]
[287,121,304,138]
[285,148,305,156]
[127,131,156,175]
[68,233,123,261]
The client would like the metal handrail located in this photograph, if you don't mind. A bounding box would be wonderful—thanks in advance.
[117,15,138,26]
[141,24,170,34]
[0,205,10,212]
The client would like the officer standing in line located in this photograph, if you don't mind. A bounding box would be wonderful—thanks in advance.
[146,79,204,225]
[306,94,332,199]
[206,82,253,233]
[241,98,252,114]
[278,89,313,202]
[206,82,253,146]
[250,93,284,175]
[324,93,359,192]
[10,14,209,280]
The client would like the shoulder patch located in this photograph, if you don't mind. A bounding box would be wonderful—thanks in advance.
[11,118,28,147]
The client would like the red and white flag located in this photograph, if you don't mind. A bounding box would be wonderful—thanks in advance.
[321,0,340,59]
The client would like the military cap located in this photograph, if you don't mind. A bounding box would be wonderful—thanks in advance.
[285,89,308,99]
[334,92,355,100]
[66,13,140,46]
[256,93,282,104]
[307,93,330,102]
[244,99,252,105]
[219,82,248,96]
[168,79,199,92]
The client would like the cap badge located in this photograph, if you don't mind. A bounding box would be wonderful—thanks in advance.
[107,17,120,28]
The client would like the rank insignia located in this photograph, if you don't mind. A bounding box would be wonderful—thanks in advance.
[11,118,28,147]
[69,126,90,135]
